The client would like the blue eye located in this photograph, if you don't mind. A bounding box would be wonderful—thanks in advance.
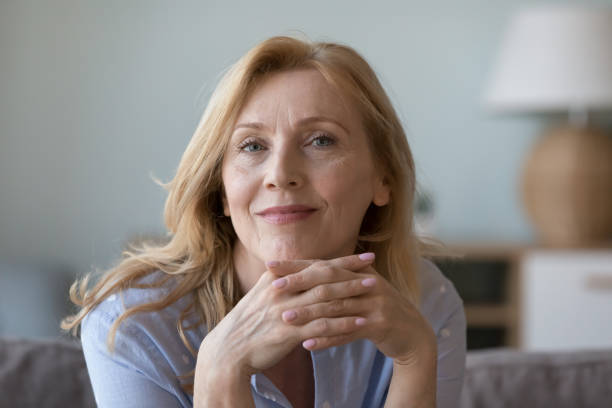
[239,140,265,152]
[312,134,335,147]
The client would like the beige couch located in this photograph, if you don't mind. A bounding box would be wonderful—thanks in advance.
[1,337,611,407]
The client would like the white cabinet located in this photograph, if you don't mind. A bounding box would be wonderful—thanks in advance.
[520,249,612,351]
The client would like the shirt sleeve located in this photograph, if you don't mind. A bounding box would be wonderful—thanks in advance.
[416,259,467,408]
[434,299,467,408]
[80,307,188,408]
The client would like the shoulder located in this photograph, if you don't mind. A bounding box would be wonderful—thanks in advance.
[416,258,465,333]
[81,270,204,378]
[80,271,200,407]
[84,270,179,318]
[82,271,199,339]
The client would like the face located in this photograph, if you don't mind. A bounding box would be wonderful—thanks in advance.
[221,68,390,276]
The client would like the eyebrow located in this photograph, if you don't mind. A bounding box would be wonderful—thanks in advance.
[233,116,350,134]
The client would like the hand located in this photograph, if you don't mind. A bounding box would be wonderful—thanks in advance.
[269,254,437,366]
[195,253,377,380]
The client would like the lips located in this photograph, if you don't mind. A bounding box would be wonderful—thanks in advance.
[256,205,317,224]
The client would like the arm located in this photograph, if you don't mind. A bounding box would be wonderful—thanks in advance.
[383,299,466,408]
[193,342,255,408]
[270,256,466,407]
[80,310,187,408]
[191,254,378,407]
[384,340,437,408]
[193,368,254,408]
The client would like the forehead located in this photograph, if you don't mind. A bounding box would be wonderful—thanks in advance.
[236,69,358,125]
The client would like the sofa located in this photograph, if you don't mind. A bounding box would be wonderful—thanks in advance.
[1,337,611,408]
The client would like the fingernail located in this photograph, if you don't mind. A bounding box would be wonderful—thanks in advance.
[358,252,375,261]
[303,339,316,349]
[272,278,287,289]
[361,277,376,287]
[266,260,280,268]
[355,317,367,326]
[282,310,297,322]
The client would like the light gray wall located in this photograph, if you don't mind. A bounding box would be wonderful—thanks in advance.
[2,0,611,281]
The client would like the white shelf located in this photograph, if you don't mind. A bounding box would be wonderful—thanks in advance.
[520,249,612,351]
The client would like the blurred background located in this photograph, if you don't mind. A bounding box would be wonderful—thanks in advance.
[1,0,612,351]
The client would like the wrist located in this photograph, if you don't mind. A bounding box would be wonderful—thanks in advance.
[194,341,254,408]
[193,360,253,408]
[393,329,437,369]
[197,334,253,377]
[387,345,437,408]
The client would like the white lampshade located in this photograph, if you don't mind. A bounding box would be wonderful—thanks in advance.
[485,5,612,113]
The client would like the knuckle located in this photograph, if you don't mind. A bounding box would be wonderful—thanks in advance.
[313,285,328,301]
[315,318,329,334]
[328,299,344,313]
[300,306,313,321]
[290,273,305,287]
[314,259,331,268]
[320,264,335,280]
[268,327,286,345]
[372,311,386,326]
[341,298,353,310]
[338,318,351,331]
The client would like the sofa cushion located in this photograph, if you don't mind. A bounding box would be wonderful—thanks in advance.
[0,337,95,408]
[3,338,612,407]
[461,347,612,408]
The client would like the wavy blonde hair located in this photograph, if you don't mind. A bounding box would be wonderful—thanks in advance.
[61,35,441,394]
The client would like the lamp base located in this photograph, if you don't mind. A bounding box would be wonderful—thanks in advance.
[521,125,612,247]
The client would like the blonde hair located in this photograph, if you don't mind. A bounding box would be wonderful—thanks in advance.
[61,35,442,394]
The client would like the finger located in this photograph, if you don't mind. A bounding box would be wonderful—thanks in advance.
[275,263,363,293]
[299,316,367,348]
[267,252,375,278]
[302,277,377,305]
[282,297,365,325]
[266,259,313,277]
[270,254,376,291]
[302,332,364,351]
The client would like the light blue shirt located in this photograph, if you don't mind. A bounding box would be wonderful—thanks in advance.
[81,258,466,407]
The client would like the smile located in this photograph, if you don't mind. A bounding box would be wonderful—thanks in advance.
[256,205,317,225]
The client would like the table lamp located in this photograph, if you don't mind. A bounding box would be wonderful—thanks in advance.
[484,5,612,247]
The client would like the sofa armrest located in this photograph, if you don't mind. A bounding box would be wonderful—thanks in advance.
[0,337,95,408]
[461,347,612,408]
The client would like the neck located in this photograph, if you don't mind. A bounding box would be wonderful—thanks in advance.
[263,346,313,390]
[232,240,265,294]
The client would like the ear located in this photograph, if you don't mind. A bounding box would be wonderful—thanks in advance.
[372,176,390,207]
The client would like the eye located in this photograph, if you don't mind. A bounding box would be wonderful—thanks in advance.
[238,138,266,153]
[310,133,335,148]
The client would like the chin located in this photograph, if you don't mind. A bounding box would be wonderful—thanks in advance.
[261,237,322,261]
[262,240,354,263]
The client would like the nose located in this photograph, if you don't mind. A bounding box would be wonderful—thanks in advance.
[263,141,304,190]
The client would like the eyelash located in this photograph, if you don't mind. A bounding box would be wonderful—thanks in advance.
[237,132,336,152]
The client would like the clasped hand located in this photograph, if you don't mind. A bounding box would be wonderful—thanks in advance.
[197,253,436,379]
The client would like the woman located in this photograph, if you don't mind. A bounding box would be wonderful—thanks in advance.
[62,36,466,408]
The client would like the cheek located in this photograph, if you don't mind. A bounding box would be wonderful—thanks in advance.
[222,164,256,216]
[318,159,374,212]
